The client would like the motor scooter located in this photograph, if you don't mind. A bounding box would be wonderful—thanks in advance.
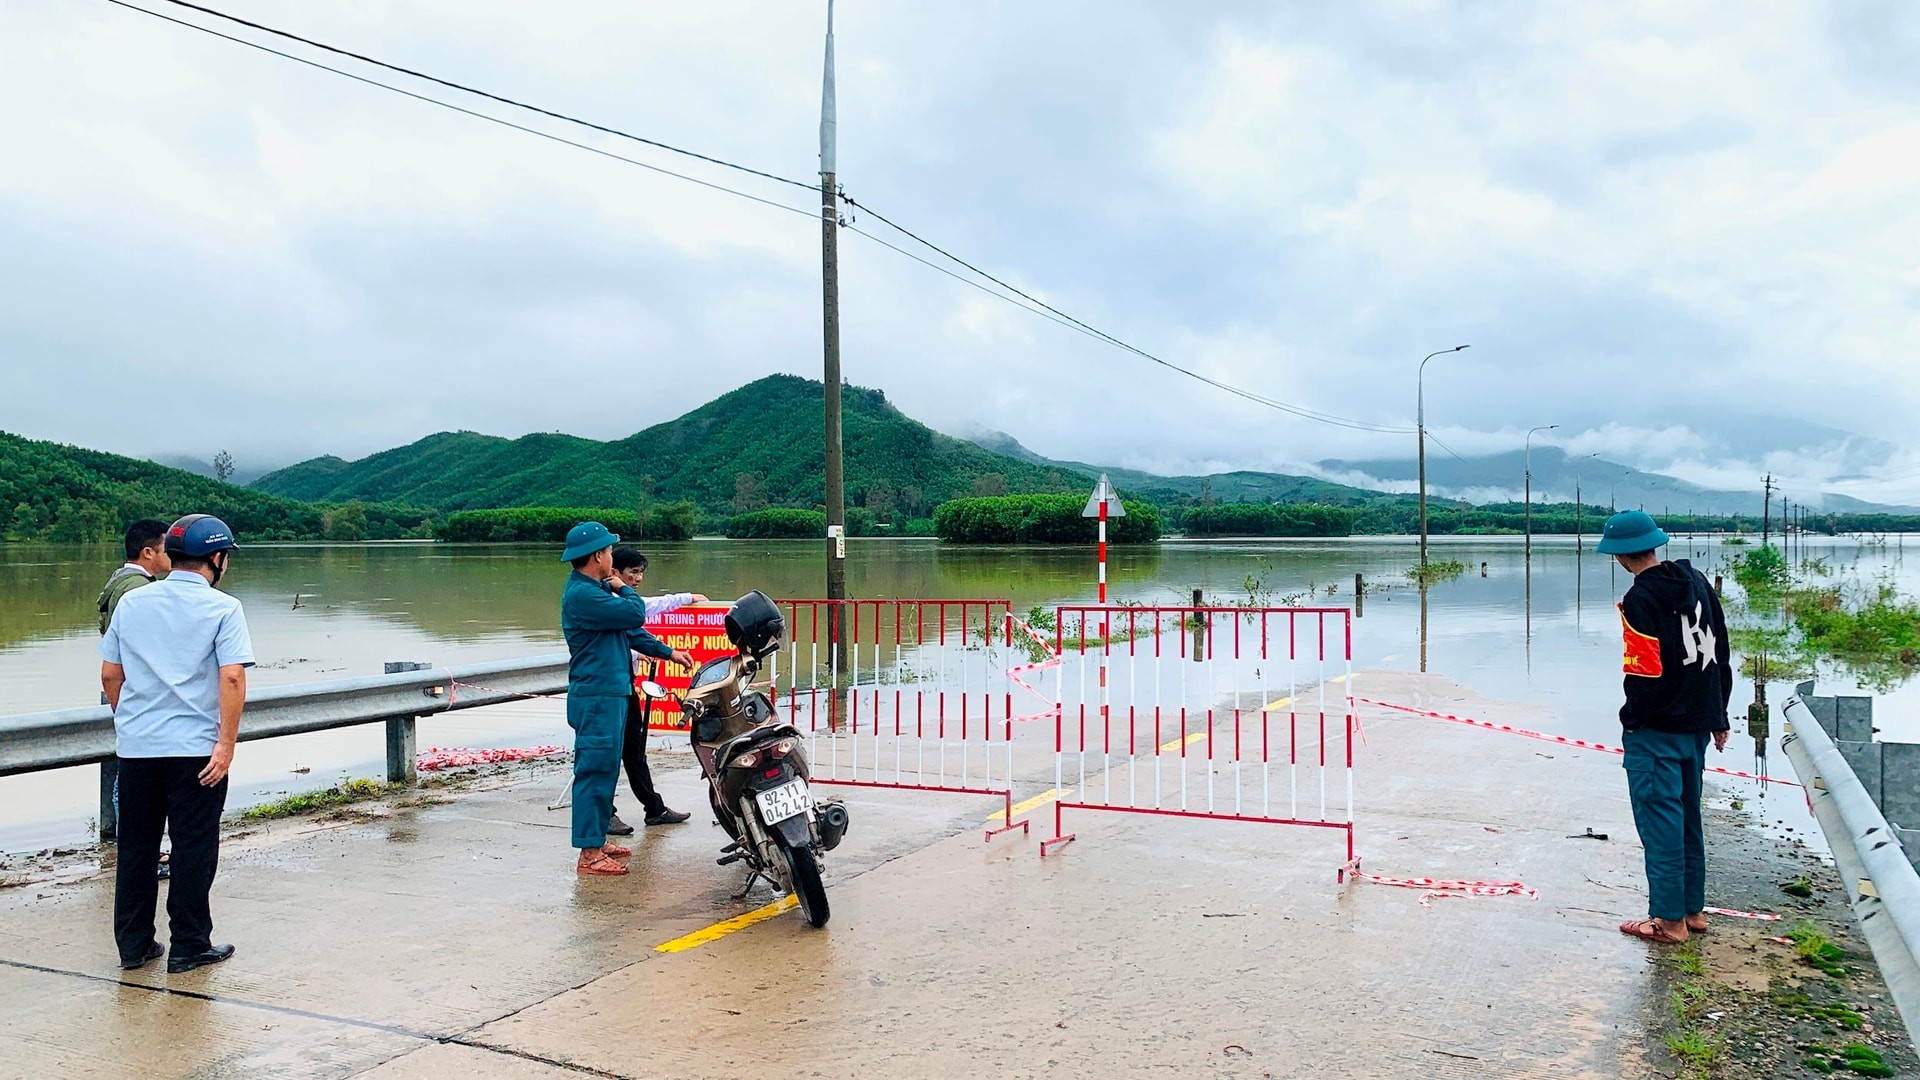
[639,591,848,927]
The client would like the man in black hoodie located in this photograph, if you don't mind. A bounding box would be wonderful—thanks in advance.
[1597,510,1732,945]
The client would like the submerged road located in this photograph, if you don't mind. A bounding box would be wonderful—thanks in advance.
[1,672,1683,1078]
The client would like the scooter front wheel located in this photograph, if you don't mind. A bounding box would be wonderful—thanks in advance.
[782,845,829,928]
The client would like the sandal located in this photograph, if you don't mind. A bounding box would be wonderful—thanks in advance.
[601,842,632,859]
[1620,918,1688,944]
[577,853,629,876]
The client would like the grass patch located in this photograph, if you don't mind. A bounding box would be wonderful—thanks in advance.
[1781,875,1816,899]
[1665,1030,1721,1077]
[1802,1042,1895,1076]
[1787,576,1920,691]
[1671,982,1709,1021]
[1672,938,1707,977]
[1405,559,1467,586]
[1789,922,1852,978]
[239,778,391,821]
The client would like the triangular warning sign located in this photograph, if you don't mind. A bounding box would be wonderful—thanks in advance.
[1081,473,1125,518]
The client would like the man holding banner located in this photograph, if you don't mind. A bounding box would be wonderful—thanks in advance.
[558,524,692,877]
[607,546,705,834]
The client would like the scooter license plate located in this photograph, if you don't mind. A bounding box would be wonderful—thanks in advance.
[755,779,810,824]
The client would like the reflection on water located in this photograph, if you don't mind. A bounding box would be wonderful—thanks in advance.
[1,535,1913,851]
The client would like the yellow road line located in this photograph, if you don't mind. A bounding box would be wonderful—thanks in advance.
[1261,695,1295,713]
[1156,730,1209,753]
[654,895,797,953]
[1327,674,1348,685]
[986,787,1071,823]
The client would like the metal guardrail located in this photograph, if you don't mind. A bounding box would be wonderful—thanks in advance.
[1782,685,1920,1053]
[0,654,569,838]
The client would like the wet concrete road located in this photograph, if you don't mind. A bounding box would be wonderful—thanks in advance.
[0,672,1672,1078]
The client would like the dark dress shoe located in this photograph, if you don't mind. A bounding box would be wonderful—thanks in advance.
[644,808,691,825]
[607,812,636,836]
[168,944,235,974]
[121,942,163,970]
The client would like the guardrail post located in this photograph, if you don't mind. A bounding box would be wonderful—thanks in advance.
[384,662,430,785]
[386,717,418,785]
[99,757,119,842]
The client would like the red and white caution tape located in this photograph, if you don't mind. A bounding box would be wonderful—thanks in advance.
[1342,858,1538,907]
[417,745,565,771]
[446,678,565,708]
[1355,698,1802,788]
[1702,905,1781,921]
[1005,614,1063,723]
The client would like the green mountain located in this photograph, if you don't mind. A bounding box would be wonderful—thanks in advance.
[0,431,434,543]
[963,430,1415,508]
[253,375,1086,517]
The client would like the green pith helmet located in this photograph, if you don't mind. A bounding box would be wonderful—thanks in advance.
[1595,509,1670,556]
[560,521,619,562]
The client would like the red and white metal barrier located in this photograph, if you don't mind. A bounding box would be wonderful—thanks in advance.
[1039,605,1357,876]
[771,599,1033,840]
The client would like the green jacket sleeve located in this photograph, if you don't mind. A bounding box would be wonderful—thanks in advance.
[626,626,676,661]
[565,580,652,631]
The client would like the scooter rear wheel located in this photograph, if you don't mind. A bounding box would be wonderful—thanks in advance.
[783,845,829,928]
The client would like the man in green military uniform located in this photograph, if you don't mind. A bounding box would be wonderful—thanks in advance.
[559,522,692,876]
[98,519,171,634]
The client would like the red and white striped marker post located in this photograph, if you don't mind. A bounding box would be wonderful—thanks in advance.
[1081,475,1123,705]
[1098,499,1107,602]
[1081,473,1123,604]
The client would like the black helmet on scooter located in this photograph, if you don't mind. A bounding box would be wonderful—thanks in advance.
[725,590,785,658]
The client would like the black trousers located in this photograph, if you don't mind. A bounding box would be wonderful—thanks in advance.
[617,695,667,817]
[115,756,227,963]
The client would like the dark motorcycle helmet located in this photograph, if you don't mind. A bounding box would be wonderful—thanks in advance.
[164,514,239,558]
[724,590,785,657]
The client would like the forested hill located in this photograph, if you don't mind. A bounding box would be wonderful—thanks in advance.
[0,431,432,542]
[252,375,1084,516]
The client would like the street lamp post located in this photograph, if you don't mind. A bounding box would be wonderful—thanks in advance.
[1524,424,1558,569]
[1417,345,1469,574]
[1571,452,1599,553]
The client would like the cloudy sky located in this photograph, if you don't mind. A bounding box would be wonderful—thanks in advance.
[3,1,1916,505]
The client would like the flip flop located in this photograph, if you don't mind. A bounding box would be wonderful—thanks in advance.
[602,842,632,859]
[1620,918,1688,944]
[577,853,628,876]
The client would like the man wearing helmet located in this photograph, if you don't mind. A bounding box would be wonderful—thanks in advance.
[559,522,693,876]
[99,514,253,973]
[1597,510,1732,946]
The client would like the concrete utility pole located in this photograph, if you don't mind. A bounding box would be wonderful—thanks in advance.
[1571,452,1598,554]
[1417,345,1468,574]
[1762,473,1776,547]
[819,0,848,675]
[1523,425,1558,570]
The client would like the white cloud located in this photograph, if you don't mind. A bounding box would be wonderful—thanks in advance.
[0,0,1912,502]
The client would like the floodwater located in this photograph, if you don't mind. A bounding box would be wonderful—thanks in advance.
[2,533,1913,851]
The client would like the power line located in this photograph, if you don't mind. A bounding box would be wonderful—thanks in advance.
[100,0,819,221]
[100,0,1417,436]
[841,221,1411,433]
[143,0,816,193]
[843,193,1413,434]
[1423,430,1470,463]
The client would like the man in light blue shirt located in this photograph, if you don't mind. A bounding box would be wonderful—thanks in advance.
[99,514,253,974]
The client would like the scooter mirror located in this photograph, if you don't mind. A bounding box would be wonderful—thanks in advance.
[638,680,668,699]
